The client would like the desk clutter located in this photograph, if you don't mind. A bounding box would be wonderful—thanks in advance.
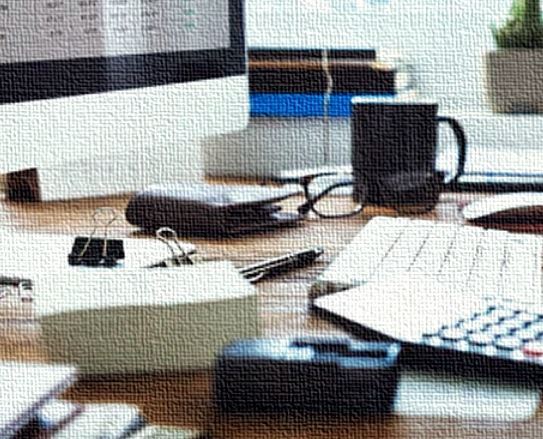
[0,208,263,375]
[2,362,204,438]
[311,216,543,382]
[3,346,539,439]
[0,206,327,376]
[4,191,543,430]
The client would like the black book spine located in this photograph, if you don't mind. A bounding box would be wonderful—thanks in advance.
[248,48,394,94]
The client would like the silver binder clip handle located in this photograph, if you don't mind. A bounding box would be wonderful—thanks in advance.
[74,207,120,263]
[91,207,119,258]
[156,227,194,266]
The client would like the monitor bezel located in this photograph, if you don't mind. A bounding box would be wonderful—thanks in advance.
[0,0,245,104]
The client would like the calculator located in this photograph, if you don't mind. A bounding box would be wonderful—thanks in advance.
[312,277,543,385]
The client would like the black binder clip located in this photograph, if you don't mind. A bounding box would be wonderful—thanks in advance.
[68,207,125,267]
[151,227,194,267]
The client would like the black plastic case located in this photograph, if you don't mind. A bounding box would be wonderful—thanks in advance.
[125,183,303,237]
[213,337,400,416]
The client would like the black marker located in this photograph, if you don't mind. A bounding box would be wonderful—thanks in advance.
[239,247,324,283]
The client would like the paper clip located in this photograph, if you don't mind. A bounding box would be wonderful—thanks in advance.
[68,207,125,267]
[151,227,194,267]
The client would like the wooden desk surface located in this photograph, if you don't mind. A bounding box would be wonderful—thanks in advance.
[0,191,542,438]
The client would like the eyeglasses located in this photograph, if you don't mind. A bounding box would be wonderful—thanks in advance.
[295,171,364,219]
[291,169,444,219]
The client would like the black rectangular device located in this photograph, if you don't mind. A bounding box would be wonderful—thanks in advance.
[213,337,400,416]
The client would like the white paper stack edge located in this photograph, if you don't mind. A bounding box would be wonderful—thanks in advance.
[34,262,260,375]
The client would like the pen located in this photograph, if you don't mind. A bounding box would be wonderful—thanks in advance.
[239,247,324,283]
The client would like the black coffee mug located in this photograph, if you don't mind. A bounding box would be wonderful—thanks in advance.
[351,100,466,204]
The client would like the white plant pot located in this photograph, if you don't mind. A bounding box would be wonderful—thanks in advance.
[485,49,543,113]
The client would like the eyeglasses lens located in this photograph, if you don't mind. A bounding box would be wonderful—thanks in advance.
[307,175,362,218]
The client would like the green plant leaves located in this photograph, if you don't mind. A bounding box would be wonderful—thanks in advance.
[494,0,543,49]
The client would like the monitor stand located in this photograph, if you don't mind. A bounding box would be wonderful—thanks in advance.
[1,75,249,202]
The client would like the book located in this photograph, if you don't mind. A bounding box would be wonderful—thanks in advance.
[247,48,393,94]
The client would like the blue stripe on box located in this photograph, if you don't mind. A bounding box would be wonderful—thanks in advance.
[250,93,394,118]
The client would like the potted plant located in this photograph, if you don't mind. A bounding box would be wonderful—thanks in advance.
[486,0,543,113]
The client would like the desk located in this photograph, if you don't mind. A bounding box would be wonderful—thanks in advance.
[0,191,542,438]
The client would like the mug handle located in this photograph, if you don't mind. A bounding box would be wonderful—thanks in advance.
[436,116,467,186]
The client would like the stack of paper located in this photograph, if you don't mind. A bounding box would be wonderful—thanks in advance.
[34,262,260,374]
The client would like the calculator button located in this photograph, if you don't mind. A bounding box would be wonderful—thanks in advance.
[468,311,484,319]
[523,342,543,357]
[495,336,523,351]
[454,340,471,352]
[467,332,494,346]
[458,320,489,332]
[427,336,443,347]
[486,324,514,337]
[529,322,543,335]
[488,308,517,320]
[511,350,526,361]
[440,328,467,341]
[483,345,499,357]
[513,313,540,325]
[513,327,540,342]
[422,330,440,338]
[496,319,525,332]
[477,315,503,326]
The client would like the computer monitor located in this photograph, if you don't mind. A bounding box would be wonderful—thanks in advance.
[1,0,248,201]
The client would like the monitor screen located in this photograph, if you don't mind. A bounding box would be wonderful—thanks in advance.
[0,0,245,103]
